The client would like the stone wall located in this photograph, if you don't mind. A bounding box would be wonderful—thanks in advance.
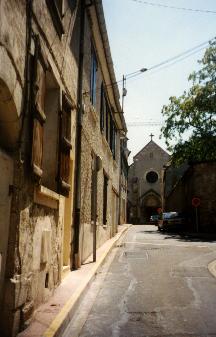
[79,10,121,262]
[165,162,216,232]
[0,1,125,335]
[0,1,79,335]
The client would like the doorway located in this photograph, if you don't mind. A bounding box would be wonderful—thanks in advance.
[0,150,13,301]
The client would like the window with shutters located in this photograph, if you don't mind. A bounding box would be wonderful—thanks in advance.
[90,46,97,107]
[41,71,60,192]
[100,83,105,132]
[32,55,72,197]
[109,117,116,159]
[105,100,110,143]
[58,93,72,196]
[32,56,46,179]
[100,84,117,159]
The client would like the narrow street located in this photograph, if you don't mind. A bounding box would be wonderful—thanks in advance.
[63,225,216,337]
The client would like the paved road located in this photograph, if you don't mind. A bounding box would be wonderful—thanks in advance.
[63,225,216,337]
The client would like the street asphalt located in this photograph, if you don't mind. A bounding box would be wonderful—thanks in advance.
[63,225,216,337]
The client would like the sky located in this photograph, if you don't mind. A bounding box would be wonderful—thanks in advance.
[102,0,216,162]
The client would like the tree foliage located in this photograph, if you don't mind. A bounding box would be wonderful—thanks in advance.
[161,38,216,165]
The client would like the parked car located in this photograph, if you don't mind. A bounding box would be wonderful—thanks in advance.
[158,212,186,231]
[150,214,159,225]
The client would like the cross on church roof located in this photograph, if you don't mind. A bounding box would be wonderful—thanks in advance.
[150,133,154,141]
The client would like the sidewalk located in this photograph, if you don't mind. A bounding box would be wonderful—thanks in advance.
[18,224,131,337]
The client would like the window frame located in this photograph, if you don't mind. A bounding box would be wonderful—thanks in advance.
[90,45,98,107]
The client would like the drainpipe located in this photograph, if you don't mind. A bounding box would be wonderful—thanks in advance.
[71,0,86,270]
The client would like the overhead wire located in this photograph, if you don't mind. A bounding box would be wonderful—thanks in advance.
[127,44,208,83]
[83,36,215,95]
[128,0,216,15]
[126,38,214,82]
[127,121,163,126]
[1,36,214,125]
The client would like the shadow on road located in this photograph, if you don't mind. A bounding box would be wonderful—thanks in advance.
[138,228,216,243]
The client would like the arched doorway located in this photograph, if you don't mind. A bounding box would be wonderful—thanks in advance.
[141,192,161,223]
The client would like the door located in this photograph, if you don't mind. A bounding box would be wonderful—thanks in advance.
[0,150,13,300]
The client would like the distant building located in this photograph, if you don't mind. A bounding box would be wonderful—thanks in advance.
[128,137,170,223]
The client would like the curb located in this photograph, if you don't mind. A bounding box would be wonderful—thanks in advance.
[208,260,216,279]
[42,224,132,337]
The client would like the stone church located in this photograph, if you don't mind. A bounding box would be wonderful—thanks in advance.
[128,137,170,223]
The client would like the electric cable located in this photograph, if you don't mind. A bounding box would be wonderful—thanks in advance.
[127,44,208,83]
[126,38,213,82]
[129,0,216,15]
[127,121,163,126]
[83,36,215,96]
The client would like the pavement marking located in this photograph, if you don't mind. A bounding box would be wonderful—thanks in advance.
[124,241,212,248]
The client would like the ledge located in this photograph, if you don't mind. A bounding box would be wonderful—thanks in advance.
[34,185,60,209]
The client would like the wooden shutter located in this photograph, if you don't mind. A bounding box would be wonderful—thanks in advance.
[58,93,72,197]
[32,57,46,179]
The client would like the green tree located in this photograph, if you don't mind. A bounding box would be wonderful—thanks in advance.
[161,38,216,165]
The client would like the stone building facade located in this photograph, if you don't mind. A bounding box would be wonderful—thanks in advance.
[74,2,127,264]
[163,161,216,232]
[128,139,170,223]
[0,1,127,336]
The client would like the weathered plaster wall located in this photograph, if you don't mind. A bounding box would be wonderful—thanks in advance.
[0,1,79,335]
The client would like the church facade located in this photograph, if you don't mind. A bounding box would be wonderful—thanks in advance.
[128,138,170,223]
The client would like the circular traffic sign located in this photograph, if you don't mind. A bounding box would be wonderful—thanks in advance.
[192,197,201,207]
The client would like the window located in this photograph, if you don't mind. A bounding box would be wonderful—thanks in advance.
[32,50,73,197]
[146,171,158,183]
[109,117,116,159]
[58,93,73,196]
[103,173,108,225]
[100,83,105,131]
[46,0,64,37]
[100,83,117,159]
[105,99,110,143]
[90,46,97,106]
[41,72,60,192]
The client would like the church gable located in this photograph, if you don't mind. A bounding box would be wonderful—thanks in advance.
[134,140,169,162]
